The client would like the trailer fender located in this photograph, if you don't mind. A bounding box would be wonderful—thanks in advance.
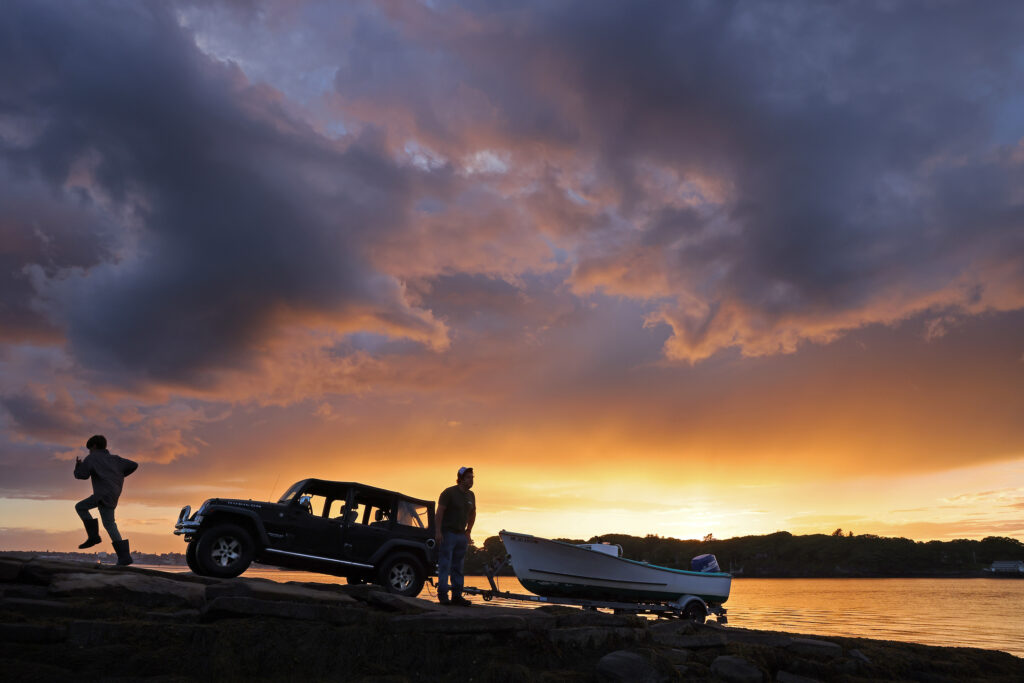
[670,594,706,610]
[671,595,708,623]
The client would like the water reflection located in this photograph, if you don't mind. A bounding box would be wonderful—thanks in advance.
[726,578,1024,658]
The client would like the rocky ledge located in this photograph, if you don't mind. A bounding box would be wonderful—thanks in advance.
[1,557,1021,682]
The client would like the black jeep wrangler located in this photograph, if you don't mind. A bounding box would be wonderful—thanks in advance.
[173,479,437,597]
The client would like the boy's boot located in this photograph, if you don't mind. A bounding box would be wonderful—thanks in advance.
[113,539,133,566]
[450,591,472,607]
[78,518,102,549]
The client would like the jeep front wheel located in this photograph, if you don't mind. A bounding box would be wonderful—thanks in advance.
[378,555,425,597]
[195,523,254,578]
[185,539,201,573]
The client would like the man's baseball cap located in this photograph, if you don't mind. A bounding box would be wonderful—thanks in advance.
[457,466,473,479]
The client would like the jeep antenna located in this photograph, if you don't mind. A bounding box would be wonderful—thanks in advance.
[267,474,280,502]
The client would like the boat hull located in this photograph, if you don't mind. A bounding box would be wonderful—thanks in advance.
[500,530,731,604]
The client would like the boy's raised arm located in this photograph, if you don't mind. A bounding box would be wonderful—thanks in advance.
[74,456,91,480]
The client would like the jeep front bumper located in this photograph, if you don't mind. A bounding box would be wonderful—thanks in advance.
[173,505,202,536]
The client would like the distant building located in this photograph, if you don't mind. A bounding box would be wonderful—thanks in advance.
[985,560,1024,576]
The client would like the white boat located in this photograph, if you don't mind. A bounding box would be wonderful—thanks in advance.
[499,530,732,605]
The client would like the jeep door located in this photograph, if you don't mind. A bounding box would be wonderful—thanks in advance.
[339,491,395,564]
[286,492,345,558]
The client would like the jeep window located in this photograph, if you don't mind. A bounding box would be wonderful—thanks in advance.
[345,492,393,525]
[369,506,393,527]
[278,481,305,504]
[396,501,428,528]
[348,501,387,525]
[326,498,347,521]
[304,494,329,516]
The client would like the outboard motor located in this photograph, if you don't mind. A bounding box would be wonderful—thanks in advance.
[691,553,720,573]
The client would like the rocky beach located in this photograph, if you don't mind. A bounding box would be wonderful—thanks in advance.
[1,556,1022,682]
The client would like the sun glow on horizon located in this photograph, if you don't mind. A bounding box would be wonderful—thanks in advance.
[4,456,1020,554]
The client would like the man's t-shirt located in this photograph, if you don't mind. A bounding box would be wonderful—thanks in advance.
[439,485,475,534]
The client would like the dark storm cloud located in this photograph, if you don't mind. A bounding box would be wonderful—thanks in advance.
[0,172,118,343]
[0,387,85,445]
[0,0,444,386]
[408,273,528,323]
[329,0,1024,358]
[0,439,77,500]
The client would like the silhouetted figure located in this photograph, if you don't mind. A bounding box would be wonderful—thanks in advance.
[435,466,476,606]
[74,435,138,566]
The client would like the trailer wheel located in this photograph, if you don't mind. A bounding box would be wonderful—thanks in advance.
[683,601,706,624]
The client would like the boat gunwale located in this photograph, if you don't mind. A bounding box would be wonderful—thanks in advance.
[500,529,733,579]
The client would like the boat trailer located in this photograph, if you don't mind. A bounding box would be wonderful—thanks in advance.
[452,555,727,624]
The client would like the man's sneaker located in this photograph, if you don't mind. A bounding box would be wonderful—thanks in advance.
[438,594,451,605]
[450,596,472,607]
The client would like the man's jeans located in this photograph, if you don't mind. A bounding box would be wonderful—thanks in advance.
[75,495,122,542]
[436,531,468,597]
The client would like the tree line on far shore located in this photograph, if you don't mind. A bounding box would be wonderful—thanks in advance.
[5,531,1021,579]
[463,531,1024,578]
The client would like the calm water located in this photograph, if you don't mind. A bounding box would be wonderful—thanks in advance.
[159,567,1024,658]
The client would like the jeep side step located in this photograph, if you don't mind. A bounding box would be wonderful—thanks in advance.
[263,548,374,569]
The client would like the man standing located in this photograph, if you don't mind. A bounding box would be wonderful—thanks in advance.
[435,466,475,606]
[74,435,138,566]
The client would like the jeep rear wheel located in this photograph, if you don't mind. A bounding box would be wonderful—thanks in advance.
[195,523,254,578]
[378,555,425,597]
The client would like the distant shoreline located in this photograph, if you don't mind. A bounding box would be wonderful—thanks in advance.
[6,525,1023,582]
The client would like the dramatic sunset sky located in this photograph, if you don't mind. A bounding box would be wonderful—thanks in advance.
[1,1,1023,554]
